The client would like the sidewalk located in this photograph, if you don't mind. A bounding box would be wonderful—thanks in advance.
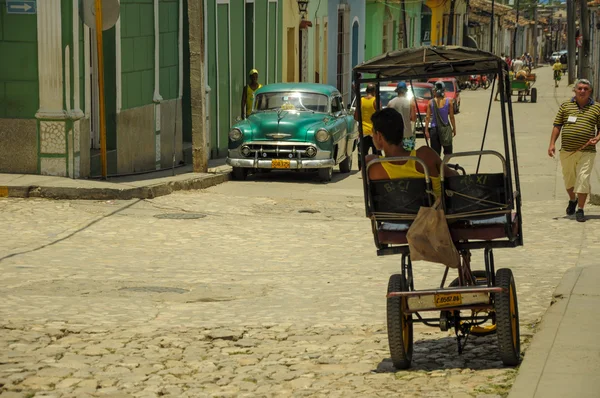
[509,68,600,398]
[0,159,232,200]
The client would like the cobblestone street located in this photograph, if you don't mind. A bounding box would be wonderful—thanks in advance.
[1,67,596,397]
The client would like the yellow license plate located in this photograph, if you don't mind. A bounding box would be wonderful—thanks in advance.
[271,159,290,169]
[434,293,462,308]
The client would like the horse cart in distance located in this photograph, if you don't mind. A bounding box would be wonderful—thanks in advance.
[353,46,524,369]
[510,71,537,103]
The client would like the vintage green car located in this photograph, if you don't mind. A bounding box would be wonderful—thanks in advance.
[226,83,359,182]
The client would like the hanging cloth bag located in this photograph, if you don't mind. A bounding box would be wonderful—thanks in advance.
[406,198,461,269]
[432,99,453,147]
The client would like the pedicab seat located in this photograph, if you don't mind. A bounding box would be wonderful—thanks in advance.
[369,177,432,246]
[444,172,518,242]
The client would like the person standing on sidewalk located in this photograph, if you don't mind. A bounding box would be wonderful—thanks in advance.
[355,84,379,169]
[548,79,600,222]
[241,69,262,119]
[387,82,416,150]
[425,81,456,156]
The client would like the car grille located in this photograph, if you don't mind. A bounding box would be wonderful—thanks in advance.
[242,143,317,159]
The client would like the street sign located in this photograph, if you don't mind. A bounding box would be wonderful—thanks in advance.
[6,0,36,14]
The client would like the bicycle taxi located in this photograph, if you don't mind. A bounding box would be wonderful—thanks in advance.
[353,46,523,369]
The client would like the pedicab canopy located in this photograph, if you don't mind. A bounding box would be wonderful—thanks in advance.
[353,46,508,81]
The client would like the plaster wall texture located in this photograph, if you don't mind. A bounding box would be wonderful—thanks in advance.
[116,104,155,174]
[0,119,38,174]
[160,98,183,168]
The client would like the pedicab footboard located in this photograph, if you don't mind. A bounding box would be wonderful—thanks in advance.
[387,285,506,313]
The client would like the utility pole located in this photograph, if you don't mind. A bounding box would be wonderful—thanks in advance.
[513,0,520,59]
[188,0,208,172]
[580,0,591,80]
[401,0,408,48]
[490,0,495,53]
[567,0,576,84]
[448,0,456,45]
[533,4,538,67]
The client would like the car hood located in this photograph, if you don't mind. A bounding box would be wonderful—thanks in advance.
[244,112,329,141]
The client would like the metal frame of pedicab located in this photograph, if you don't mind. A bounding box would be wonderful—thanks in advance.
[353,46,524,369]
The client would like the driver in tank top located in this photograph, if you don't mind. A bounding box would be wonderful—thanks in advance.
[366,108,458,199]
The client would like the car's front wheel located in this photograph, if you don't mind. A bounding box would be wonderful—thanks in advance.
[318,167,333,182]
[339,154,352,173]
[231,167,248,181]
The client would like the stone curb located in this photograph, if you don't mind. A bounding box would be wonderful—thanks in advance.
[0,172,230,200]
[508,267,582,398]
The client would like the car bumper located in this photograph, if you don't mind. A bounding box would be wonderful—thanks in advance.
[227,157,335,169]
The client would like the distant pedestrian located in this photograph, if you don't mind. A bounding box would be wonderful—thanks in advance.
[241,69,262,119]
[355,83,379,169]
[552,59,563,87]
[512,57,524,73]
[425,81,456,156]
[387,81,417,150]
[548,79,600,222]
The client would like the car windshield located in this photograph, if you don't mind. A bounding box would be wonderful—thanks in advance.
[254,91,329,113]
[407,86,433,100]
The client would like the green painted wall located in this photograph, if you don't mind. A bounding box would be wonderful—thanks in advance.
[121,0,154,109]
[365,3,402,61]
[207,0,217,156]
[230,0,244,123]
[0,0,39,118]
[216,4,230,156]
[159,0,179,100]
[205,0,283,158]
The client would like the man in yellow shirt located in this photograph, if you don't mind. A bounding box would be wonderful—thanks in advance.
[241,69,262,119]
[355,84,379,170]
[552,60,563,88]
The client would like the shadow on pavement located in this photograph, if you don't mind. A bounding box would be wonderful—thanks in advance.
[374,335,514,373]
[242,169,360,185]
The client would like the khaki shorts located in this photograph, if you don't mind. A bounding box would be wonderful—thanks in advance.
[560,151,596,194]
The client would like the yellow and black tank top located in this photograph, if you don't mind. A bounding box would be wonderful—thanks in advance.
[379,150,442,198]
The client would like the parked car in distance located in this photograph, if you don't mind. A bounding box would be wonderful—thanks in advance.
[427,77,461,113]
[349,85,396,114]
[406,82,434,134]
[227,83,359,182]
[549,50,567,63]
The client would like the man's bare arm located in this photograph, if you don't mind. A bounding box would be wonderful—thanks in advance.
[548,126,561,157]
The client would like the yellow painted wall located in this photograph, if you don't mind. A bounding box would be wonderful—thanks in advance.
[281,0,300,82]
[426,0,448,45]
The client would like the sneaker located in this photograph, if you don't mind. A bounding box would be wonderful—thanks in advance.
[576,209,586,222]
[566,200,577,216]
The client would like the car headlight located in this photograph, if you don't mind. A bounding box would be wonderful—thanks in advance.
[229,128,243,141]
[315,129,330,142]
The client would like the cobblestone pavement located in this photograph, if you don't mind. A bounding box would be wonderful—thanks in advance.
[2,186,598,398]
[2,68,596,397]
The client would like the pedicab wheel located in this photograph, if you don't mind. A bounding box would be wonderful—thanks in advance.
[318,167,333,182]
[449,271,497,337]
[530,88,537,103]
[494,268,521,366]
[387,274,413,369]
[231,167,248,181]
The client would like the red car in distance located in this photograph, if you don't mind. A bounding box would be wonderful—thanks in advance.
[427,77,461,114]
[387,82,434,133]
